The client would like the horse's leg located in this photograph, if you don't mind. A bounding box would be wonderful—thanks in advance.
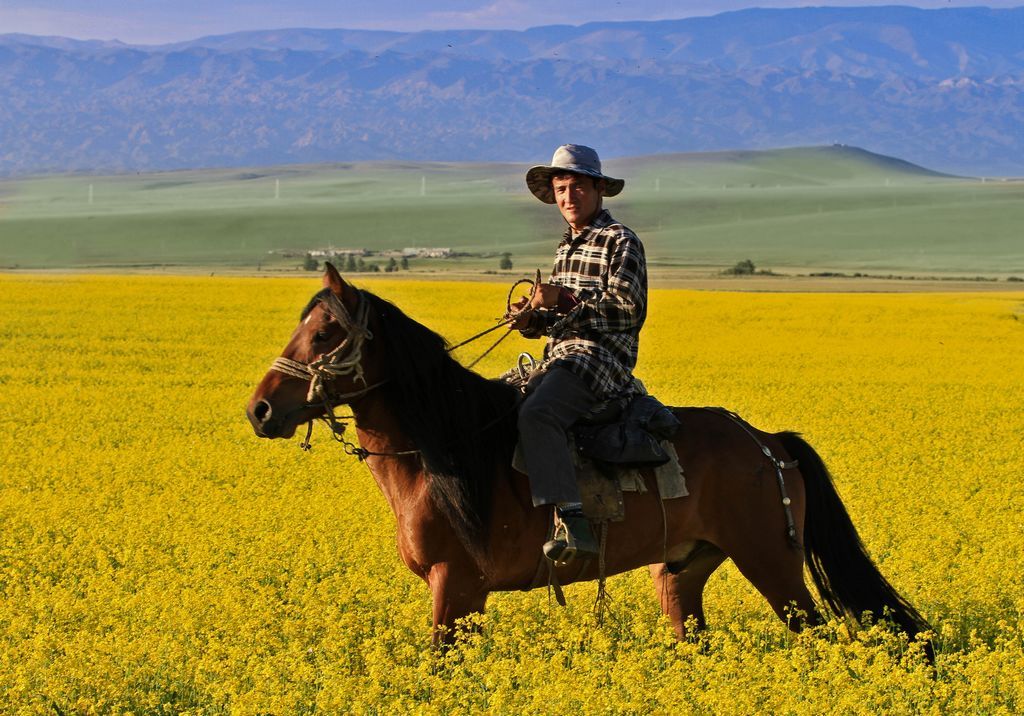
[726,544,820,631]
[428,562,488,646]
[648,545,727,639]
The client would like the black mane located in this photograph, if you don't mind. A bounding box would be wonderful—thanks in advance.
[302,288,332,320]
[356,290,520,564]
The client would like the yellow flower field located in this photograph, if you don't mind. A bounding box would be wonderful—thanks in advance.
[0,273,1022,714]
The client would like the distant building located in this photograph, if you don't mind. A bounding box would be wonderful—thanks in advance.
[270,247,450,260]
[402,248,452,258]
[309,248,368,258]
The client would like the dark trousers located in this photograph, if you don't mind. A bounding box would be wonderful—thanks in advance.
[517,366,600,507]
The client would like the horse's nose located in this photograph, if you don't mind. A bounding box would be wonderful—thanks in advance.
[248,399,276,436]
[252,399,272,425]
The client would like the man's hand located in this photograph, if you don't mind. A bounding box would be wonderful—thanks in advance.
[505,281,578,334]
[506,296,533,330]
[530,283,561,309]
[531,283,579,313]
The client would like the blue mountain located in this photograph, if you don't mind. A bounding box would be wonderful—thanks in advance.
[1,6,1021,175]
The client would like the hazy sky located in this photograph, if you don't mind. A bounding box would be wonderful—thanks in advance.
[1,1,1020,44]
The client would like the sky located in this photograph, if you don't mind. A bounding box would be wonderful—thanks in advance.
[1,0,1021,44]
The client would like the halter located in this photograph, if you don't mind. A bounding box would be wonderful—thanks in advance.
[269,288,377,404]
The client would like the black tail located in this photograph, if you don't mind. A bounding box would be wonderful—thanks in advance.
[778,432,932,649]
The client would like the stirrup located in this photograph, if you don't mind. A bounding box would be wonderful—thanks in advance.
[543,514,598,566]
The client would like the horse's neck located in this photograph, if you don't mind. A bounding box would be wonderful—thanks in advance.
[351,397,425,512]
[351,391,544,584]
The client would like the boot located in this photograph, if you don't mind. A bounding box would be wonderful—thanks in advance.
[543,511,599,565]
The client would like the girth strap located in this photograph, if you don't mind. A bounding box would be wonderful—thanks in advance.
[702,407,801,547]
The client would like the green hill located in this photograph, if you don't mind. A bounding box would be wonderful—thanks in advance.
[617,145,956,188]
[1,146,1020,275]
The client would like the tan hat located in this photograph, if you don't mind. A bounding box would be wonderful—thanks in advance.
[525,144,625,204]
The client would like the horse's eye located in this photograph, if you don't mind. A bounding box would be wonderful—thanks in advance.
[314,330,330,343]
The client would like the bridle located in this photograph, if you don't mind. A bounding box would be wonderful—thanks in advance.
[269,288,380,404]
[266,287,401,457]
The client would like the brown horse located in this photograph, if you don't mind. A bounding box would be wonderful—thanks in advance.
[246,264,930,650]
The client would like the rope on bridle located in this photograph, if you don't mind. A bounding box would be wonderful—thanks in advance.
[268,287,392,457]
[301,395,420,461]
[270,290,374,404]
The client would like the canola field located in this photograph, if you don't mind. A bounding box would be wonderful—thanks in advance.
[1,273,1022,714]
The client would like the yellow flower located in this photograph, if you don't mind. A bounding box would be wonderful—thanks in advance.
[0,275,1021,712]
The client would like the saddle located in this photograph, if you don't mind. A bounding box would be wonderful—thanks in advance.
[512,392,688,523]
[572,393,681,467]
[570,394,686,522]
[502,355,681,467]
[511,384,688,603]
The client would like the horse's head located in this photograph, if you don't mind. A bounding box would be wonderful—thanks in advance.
[246,263,376,439]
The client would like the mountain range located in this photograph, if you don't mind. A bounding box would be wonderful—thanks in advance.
[1,6,1022,175]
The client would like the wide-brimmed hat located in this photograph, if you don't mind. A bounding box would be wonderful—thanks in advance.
[526,144,624,204]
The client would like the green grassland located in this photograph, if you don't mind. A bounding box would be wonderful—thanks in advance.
[1,146,1021,275]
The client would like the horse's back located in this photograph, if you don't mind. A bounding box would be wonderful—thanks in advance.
[668,406,792,458]
[661,406,804,545]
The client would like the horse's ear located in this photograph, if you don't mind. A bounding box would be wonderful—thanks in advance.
[323,262,359,311]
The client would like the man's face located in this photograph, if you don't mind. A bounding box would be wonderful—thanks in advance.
[552,173,604,231]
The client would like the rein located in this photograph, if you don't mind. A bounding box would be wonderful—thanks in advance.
[445,274,539,369]
[299,396,421,461]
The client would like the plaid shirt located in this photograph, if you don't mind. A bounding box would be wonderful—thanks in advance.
[532,209,647,398]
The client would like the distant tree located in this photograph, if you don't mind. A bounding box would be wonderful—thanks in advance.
[386,257,398,273]
[724,259,756,275]
[499,252,513,271]
[345,254,357,272]
[303,253,319,271]
[369,263,381,272]
[356,257,366,272]
[400,256,410,270]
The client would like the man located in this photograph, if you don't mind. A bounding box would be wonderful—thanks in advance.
[512,144,648,564]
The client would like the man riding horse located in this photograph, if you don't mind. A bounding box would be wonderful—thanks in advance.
[246,155,931,649]
[511,144,648,564]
